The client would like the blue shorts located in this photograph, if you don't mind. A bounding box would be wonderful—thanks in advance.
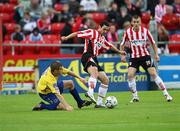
[57,78,64,94]
[39,93,60,105]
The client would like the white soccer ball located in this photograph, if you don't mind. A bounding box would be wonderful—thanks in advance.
[105,96,118,109]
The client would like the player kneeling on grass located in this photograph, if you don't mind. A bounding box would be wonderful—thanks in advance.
[120,15,173,103]
[32,61,92,111]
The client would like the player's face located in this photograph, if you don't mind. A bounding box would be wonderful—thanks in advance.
[132,18,141,29]
[53,70,60,76]
[52,66,62,76]
[59,67,63,74]
[100,25,109,35]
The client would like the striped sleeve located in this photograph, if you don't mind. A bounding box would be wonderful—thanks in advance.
[104,39,113,49]
[147,30,155,45]
[120,31,127,46]
[77,29,93,39]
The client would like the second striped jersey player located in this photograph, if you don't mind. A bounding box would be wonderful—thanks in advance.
[120,15,173,102]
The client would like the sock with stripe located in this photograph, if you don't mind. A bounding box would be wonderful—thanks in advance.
[97,84,108,105]
[128,79,138,97]
[88,76,97,95]
[154,76,169,96]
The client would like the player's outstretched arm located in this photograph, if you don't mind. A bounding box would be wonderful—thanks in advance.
[55,93,73,111]
[110,44,126,56]
[147,30,160,62]
[152,43,160,62]
[120,45,127,63]
[61,32,78,41]
[67,71,86,84]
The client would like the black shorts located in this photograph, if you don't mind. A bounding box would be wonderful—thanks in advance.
[128,55,155,72]
[81,52,104,73]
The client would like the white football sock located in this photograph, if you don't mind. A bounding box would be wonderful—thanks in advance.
[88,76,97,95]
[132,91,138,98]
[128,79,138,97]
[97,84,108,105]
[154,76,169,96]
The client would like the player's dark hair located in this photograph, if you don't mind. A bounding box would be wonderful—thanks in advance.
[82,18,88,24]
[50,61,63,72]
[132,15,140,20]
[100,21,109,27]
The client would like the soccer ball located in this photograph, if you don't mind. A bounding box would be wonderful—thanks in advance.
[105,96,118,109]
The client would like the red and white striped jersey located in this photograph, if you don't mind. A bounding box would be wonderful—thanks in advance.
[77,29,112,56]
[120,26,155,58]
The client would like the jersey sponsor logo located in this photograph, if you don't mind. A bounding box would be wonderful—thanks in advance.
[130,39,146,45]
[95,37,105,48]
[95,37,109,49]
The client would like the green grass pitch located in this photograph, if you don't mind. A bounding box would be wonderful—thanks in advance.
[0,90,180,131]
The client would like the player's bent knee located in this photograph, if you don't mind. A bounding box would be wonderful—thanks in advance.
[57,103,73,111]
[57,103,65,110]
[150,73,157,79]
[102,76,109,85]
[69,80,74,89]
[128,74,134,80]
[88,66,98,78]
[148,70,157,79]
[93,70,99,78]
[65,105,74,111]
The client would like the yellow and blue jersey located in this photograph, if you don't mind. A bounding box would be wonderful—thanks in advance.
[37,67,69,94]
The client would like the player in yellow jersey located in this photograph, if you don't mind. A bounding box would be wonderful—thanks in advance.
[32,61,92,111]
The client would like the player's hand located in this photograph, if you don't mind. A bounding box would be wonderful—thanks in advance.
[66,105,73,111]
[119,51,127,55]
[61,36,67,41]
[154,55,160,62]
[121,55,126,63]
[79,77,87,84]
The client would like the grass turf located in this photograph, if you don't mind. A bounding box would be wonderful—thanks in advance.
[0,90,180,131]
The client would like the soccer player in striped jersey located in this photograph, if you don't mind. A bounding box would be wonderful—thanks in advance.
[32,61,92,111]
[61,21,126,108]
[120,15,173,102]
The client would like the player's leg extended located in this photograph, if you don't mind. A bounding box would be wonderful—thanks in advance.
[86,65,99,103]
[61,80,92,108]
[128,67,139,102]
[95,71,109,108]
[147,67,173,101]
